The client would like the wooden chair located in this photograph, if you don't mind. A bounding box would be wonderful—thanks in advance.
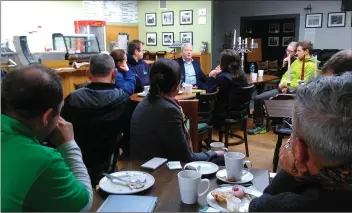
[256,61,269,72]
[268,60,279,75]
[156,51,167,59]
[179,100,200,152]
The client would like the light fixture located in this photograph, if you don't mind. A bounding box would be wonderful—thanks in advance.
[304,4,312,14]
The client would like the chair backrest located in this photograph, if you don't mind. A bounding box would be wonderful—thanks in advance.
[270,94,296,100]
[257,61,269,70]
[227,84,255,118]
[268,60,279,69]
[196,89,219,124]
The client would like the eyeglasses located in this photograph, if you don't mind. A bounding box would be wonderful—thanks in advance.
[286,49,294,53]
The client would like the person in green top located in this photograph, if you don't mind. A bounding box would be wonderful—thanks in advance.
[1,65,93,212]
[248,40,319,135]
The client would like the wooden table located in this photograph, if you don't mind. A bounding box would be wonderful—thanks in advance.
[92,161,270,212]
[130,91,205,102]
[55,67,88,98]
[264,100,294,118]
[247,74,280,85]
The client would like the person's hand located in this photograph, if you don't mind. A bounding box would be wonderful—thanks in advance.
[281,88,288,94]
[279,140,298,176]
[118,62,129,72]
[209,69,222,78]
[278,83,285,89]
[48,117,74,147]
[215,151,225,157]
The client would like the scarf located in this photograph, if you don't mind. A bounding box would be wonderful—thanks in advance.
[162,96,193,151]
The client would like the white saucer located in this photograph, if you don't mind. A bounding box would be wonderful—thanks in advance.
[137,91,147,97]
[216,169,254,184]
[184,161,219,175]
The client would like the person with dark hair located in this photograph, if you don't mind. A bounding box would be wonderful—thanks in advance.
[248,40,318,135]
[127,40,149,92]
[249,73,352,211]
[1,64,93,211]
[110,49,136,95]
[175,43,207,89]
[130,58,224,162]
[207,49,248,127]
[61,53,130,186]
[321,49,352,76]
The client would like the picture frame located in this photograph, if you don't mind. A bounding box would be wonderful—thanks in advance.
[180,10,193,25]
[162,32,174,46]
[268,37,279,47]
[269,23,280,33]
[161,11,174,26]
[283,23,295,33]
[305,13,323,28]
[282,37,294,46]
[180,31,193,45]
[145,13,156,26]
[327,12,346,27]
[146,32,157,46]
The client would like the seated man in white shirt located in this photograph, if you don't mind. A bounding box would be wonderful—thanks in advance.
[175,43,207,89]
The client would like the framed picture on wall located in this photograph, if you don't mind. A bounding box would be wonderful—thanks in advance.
[145,13,156,26]
[283,23,295,33]
[305,13,323,28]
[162,32,174,46]
[146,32,157,46]
[327,12,346,27]
[180,10,193,25]
[268,37,279,47]
[268,23,280,33]
[282,37,294,46]
[180,32,193,45]
[162,11,174,26]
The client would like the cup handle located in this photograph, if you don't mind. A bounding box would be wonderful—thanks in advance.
[198,179,210,197]
[223,147,228,152]
[243,160,252,175]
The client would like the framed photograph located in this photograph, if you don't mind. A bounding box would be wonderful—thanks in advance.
[161,11,174,26]
[327,12,346,27]
[180,32,193,45]
[145,13,156,26]
[305,13,323,28]
[162,32,174,46]
[180,10,193,25]
[269,23,280,33]
[146,32,157,46]
[268,37,279,47]
[282,37,294,46]
[283,23,295,33]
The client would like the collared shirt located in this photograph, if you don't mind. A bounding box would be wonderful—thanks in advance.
[182,57,197,85]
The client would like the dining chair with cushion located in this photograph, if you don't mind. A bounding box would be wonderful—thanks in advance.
[256,61,269,72]
[218,85,255,157]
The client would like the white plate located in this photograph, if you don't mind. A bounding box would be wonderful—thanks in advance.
[216,169,254,184]
[206,186,259,212]
[184,161,219,175]
[99,171,155,194]
[178,90,184,94]
[137,91,147,97]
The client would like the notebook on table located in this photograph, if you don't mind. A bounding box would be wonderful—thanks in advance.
[97,195,158,212]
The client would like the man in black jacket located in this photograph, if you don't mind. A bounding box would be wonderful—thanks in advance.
[249,73,352,211]
[61,53,130,186]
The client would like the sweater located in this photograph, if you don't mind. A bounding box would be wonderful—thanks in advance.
[127,54,150,93]
[114,67,136,95]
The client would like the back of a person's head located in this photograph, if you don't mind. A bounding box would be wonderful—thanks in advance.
[1,64,63,119]
[127,40,144,55]
[294,72,352,164]
[148,58,182,100]
[297,40,313,55]
[220,49,244,79]
[89,53,115,77]
[110,49,126,67]
[322,50,352,75]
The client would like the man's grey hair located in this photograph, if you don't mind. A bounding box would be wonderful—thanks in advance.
[293,72,352,164]
[89,53,115,77]
[321,50,352,75]
[288,41,298,49]
[181,43,192,52]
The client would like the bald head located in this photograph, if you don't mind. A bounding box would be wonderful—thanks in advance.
[1,64,63,119]
[322,50,352,76]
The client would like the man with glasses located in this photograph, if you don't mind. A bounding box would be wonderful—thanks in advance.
[127,40,150,93]
[249,72,352,211]
[248,40,318,135]
[278,42,298,78]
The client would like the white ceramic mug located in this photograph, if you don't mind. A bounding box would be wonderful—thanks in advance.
[177,170,210,204]
[144,85,150,94]
[183,84,192,94]
[224,152,252,181]
[210,142,228,152]
[258,69,264,77]
[251,73,258,81]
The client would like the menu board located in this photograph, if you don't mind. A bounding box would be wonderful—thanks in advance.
[83,1,138,24]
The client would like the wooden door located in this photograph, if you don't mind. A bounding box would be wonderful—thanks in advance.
[247,39,262,62]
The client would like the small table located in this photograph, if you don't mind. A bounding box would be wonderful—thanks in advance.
[130,90,205,102]
[247,74,280,94]
[264,100,294,118]
[92,161,269,212]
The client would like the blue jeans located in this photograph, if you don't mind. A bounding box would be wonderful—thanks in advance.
[253,89,281,126]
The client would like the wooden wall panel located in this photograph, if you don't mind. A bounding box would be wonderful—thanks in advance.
[247,39,262,62]
[106,25,139,51]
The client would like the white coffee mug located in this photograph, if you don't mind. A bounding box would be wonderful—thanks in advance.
[144,85,150,94]
[177,170,210,204]
[258,69,264,77]
[210,142,228,152]
[251,73,258,81]
[183,84,192,94]
[224,152,252,181]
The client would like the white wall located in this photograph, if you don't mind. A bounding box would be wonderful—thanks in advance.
[213,0,352,64]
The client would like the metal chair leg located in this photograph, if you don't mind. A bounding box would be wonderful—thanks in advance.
[243,119,249,157]
[225,124,230,148]
[273,134,283,172]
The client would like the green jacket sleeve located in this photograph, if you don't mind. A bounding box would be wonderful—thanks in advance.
[23,151,89,212]
[280,60,300,88]
[304,62,317,83]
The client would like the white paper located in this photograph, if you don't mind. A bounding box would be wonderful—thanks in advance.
[166,161,182,170]
[198,8,206,16]
[304,28,316,44]
[198,16,206,25]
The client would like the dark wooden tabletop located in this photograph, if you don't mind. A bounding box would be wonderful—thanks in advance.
[130,90,206,102]
[91,161,269,212]
[264,100,294,118]
[247,74,280,85]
